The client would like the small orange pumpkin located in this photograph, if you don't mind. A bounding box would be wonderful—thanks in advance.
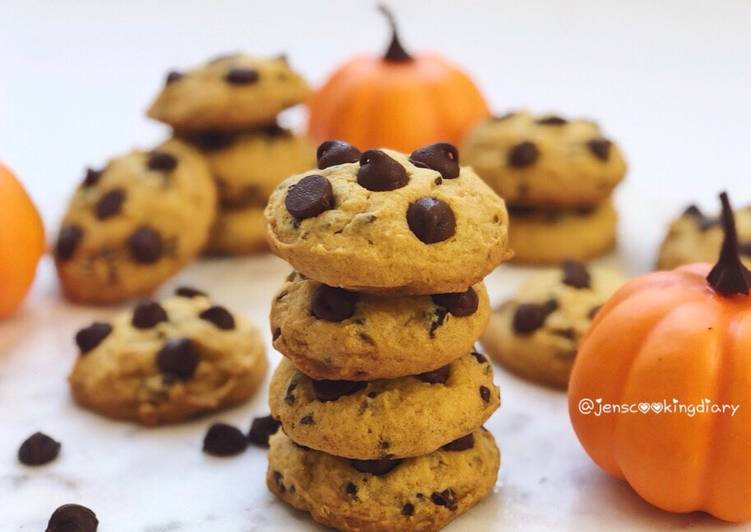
[569,193,751,522]
[307,6,489,153]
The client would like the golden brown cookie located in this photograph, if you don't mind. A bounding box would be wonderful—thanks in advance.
[204,205,268,256]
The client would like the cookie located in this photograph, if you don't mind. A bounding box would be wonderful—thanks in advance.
[147,53,310,131]
[271,272,490,380]
[462,111,626,208]
[205,205,268,256]
[265,142,511,294]
[480,261,624,388]
[180,124,315,207]
[507,199,617,264]
[267,428,499,532]
[269,353,499,459]
[55,139,217,304]
[657,203,751,270]
[69,292,267,425]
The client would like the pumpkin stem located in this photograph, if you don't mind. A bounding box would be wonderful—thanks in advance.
[706,192,751,296]
[378,4,413,62]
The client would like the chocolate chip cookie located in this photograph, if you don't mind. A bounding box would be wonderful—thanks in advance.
[271,272,490,380]
[69,291,267,425]
[204,205,268,256]
[267,428,499,532]
[265,142,511,294]
[462,111,627,208]
[507,198,618,264]
[147,53,310,131]
[657,203,751,270]
[268,353,499,459]
[55,139,217,304]
[481,261,624,388]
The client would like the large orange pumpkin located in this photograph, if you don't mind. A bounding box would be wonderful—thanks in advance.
[569,193,751,522]
[307,6,489,153]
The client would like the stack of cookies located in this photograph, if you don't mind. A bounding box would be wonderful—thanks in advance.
[147,52,315,255]
[462,111,627,264]
[263,140,512,531]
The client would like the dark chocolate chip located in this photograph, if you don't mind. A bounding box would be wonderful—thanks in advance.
[165,70,183,84]
[587,138,612,161]
[131,301,168,329]
[202,423,247,456]
[561,259,591,289]
[272,470,285,493]
[431,288,479,317]
[471,351,488,364]
[199,305,235,330]
[407,197,456,244]
[350,458,403,476]
[94,188,126,220]
[512,299,558,334]
[175,286,207,298]
[185,130,235,151]
[429,307,449,338]
[128,227,163,263]
[683,204,702,218]
[317,140,362,169]
[248,415,281,447]
[536,115,568,125]
[285,174,334,219]
[285,383,297,405]
[18,432,61,466]
[431,489,458,511]
[311,285,357,322]
[46,504,98,532]
[409,143,460,179]
[402,503,415,516]
[82,168,103,188]
[299,415,314,425]
[75,322,112,354]
[147,151,177,171]
[225,67,260,84]
[553,327,577,340]
[345,482,358,499]
[479,385,491,403]
[588,305,602,319]
[56,225,84,261]
[416,365,450,384]
[442,433,475,452]
[156,338,199,379]
[357,150,408,191]
[508,141,539,167]
[312,379,367,402]
[272,327,282,340]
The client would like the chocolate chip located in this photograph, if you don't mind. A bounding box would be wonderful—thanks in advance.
[357,150,408,191]
[56,225,84,261]
[471,351,488,364]
[561,259,591,289]
[285,174,334,219]
[272,471,285,493]
[512,300,558,334]
[248,415,281,447]
[75,322,112,354]
[128,227,163,263]
[553,327,577,340]
[588,138,612,161]
[311,285,357,321]
[46,504,98,532]
[299,415,314,425]
[508,141,539,167]
[431,288,478,316]
[683,205,720,231]
[442,433,475,452]
[409,143,459,179]
[175,286,207,298]
[479,385,491,403]
[430,489,457,511]
[312,379,367,402]
[402,503,415,516]
[345,482,358,499]
[82,168,103,187]
[416,365,450,384]
[350,458,402,476]
[18,432,61,465]
[202,423,247,456]
[429,307,449,338]
[683,204,702,218]
[165,70,183,84]
[272,327,282,340]
[536,115,568,125]
[156,338,200,380]
[588,305,602,319]
[407,197,456,244]
[131,301,168,329]
[317,140,361,169]
[285,383,297,405]
[199,305,235,330]
[147,151,177,171]
[94,188,125,220]
[225,67,260,84]
[185,130,235,151]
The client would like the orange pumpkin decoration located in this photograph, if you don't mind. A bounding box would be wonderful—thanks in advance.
[569,193,751,522]
[307,6,489,153]
[0,162,45,318]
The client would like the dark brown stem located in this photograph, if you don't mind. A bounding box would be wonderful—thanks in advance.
[378,4,413,62]
[706,192,751,295]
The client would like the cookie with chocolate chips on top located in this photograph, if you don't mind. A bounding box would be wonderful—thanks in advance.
[481,261,624,388]
[264,141,511,294]
[69,292,266,425]
[147,53,310,131]
[54,139,217,304]
[268,352,499,459]
[267,428,499,532]
[271,272,490,380]
[462,111,627,208]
